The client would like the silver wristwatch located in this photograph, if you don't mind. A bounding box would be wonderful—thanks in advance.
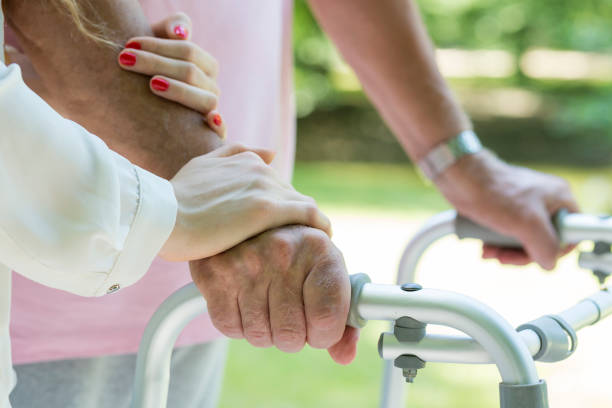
[417,130,483,180]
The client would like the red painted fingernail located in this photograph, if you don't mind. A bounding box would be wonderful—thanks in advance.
[119,52,136,66]
[173,25,188,39]
[151,78,170,92]
[213,114,223,127]
[125,41,141,50]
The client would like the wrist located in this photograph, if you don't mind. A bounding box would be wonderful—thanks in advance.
[434,149,506,212]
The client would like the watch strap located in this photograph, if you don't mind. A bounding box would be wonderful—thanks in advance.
[418,130,482,180]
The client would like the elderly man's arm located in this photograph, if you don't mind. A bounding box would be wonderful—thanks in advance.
[308,0,579,269]
[3,0,221,179]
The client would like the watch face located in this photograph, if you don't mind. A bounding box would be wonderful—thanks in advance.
[460,130,483,153]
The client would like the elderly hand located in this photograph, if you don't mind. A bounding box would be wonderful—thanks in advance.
[160,145,332,261]
[189,225,359,365]
[435,150,579,270]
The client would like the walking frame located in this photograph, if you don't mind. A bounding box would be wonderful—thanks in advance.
[131,210,612,408]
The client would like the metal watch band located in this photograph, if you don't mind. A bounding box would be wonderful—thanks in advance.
[418,130,483,180]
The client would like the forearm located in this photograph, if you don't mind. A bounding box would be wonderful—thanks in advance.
[308,0,470,161]
[4,0,221,178]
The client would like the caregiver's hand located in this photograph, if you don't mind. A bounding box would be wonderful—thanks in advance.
[159,144,332,262]
[435,150,579,270]
[190,225,359,365]
[117,12,226,137]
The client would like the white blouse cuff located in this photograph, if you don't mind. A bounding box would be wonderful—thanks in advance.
[94,165,177,296]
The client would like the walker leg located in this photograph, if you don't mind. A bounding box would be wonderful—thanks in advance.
[380,359,405,408]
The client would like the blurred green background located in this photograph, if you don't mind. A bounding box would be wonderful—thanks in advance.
[219,1,612,407]
[294,0,612,166]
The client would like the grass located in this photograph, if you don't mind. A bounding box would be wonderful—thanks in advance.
[292,162,449,214]
[219,161,612,407]
[220,323,499,408]
[292,161,612,214]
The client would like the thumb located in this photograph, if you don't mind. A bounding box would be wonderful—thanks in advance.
[206,144,276,165]
[327,326,359,365]
[152,12,192,40]
[517,208,560,270]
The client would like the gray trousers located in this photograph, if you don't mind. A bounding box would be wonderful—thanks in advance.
[9,339,228,408]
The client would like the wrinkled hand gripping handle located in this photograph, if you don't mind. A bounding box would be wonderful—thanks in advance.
[455,210,568,248]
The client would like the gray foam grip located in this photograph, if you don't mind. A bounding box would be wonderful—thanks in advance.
[455,215,522,248]
[347,273,371,329]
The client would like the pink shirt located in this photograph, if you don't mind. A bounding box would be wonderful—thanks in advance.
[10,0,295,364]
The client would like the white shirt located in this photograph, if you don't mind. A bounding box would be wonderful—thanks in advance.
[0,6,178,406]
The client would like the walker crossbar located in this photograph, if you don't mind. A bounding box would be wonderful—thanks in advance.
[378,288,612,363]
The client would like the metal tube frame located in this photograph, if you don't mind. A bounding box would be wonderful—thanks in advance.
[383,209,457,408]
[130,211,612,408]
[131,279,542,408]
[378,288,612,364]
[383,211,612,408]
[357,283,540,384]
[130,283,206,408]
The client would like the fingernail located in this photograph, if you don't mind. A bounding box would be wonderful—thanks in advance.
[173,25,188,39]
[125,41,141,50]
[212,114,223,127]
[119,52,136,66]
[151,77,170,91]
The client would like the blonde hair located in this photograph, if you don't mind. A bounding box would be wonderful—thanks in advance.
[51,0,118,48]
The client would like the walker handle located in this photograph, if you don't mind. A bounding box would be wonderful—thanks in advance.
[455,210,567,248]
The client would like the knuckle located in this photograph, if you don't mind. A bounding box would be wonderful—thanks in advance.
[205,94,219,111]
[183,62,201,85]
[205,254,229,272]
[275,327,305,351]
[519,209,541,226]
[302,227,330,251]
[303,202,321,226]
[238,246,264,278]
[183,42,198,62]
[244,327,272,347]
[267,233,296,270]
[208,307,242,338]
[250,175,271,192]
[213,320,243,339]
[310,306,343,333]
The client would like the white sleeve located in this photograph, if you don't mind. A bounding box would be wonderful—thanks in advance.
[0,63,178,297]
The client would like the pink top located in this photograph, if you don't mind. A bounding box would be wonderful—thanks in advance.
[10,0,296,364]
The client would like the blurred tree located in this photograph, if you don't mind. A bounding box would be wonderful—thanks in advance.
[293,0,612,166]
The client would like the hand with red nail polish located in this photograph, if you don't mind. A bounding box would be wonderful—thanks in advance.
[117,12,226,138]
